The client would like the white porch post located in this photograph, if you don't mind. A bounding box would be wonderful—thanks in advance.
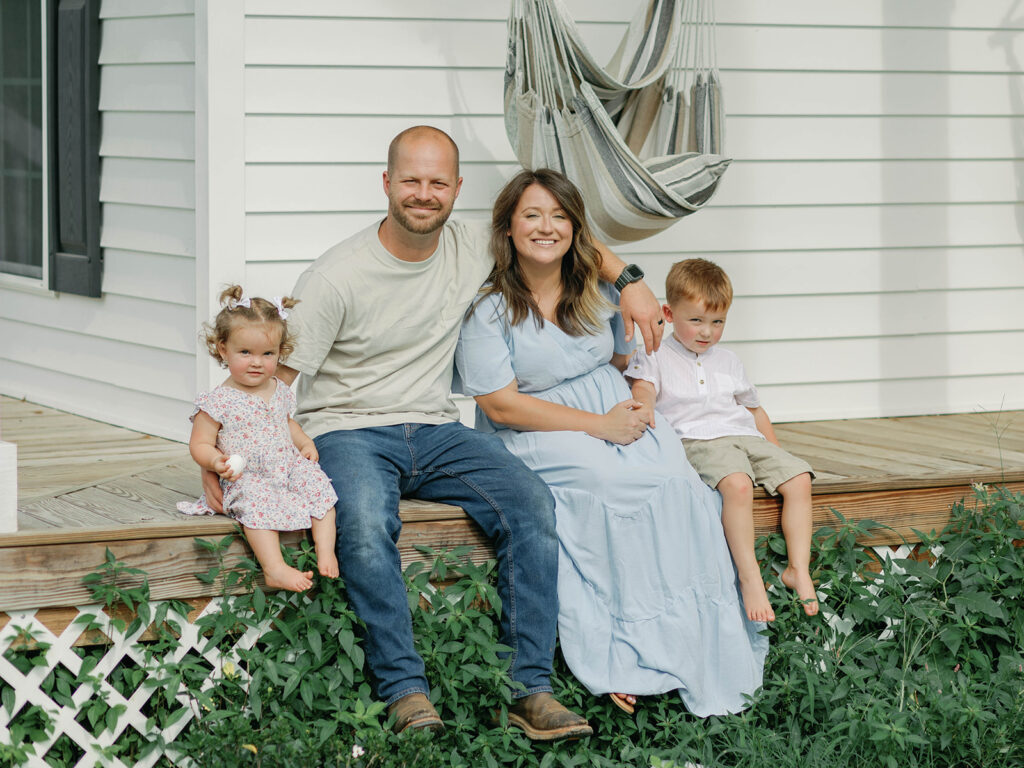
[194,0,247,392]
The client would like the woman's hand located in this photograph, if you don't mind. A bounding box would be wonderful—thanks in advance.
[590,399,649,444]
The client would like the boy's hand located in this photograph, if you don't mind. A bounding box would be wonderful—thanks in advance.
[628,378,658,429]
[632,399,656,429]
[299,442,319,462]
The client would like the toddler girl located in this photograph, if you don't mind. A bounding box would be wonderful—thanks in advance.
[177,285,339,592]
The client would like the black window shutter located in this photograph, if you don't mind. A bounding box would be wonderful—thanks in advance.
[48,0,101,297]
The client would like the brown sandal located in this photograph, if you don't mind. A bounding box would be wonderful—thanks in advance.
[609,693,636,715]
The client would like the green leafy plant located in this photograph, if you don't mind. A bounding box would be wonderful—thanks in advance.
[2,487,1021,767]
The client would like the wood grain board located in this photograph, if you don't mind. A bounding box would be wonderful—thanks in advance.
[3,397,1022,614]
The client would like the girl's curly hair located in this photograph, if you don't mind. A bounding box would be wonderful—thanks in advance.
[202,285,299,366]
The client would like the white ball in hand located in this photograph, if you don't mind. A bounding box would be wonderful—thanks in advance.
[226,454,246,476]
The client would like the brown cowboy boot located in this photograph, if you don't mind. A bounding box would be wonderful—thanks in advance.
[388,692,444,734]
[506,692,593,741]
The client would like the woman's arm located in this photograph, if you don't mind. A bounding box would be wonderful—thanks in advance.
[475,379,649,445]
[610,352,631,372]
[289,417,318,461]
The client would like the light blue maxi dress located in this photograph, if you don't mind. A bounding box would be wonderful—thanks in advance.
[455,288,768,717]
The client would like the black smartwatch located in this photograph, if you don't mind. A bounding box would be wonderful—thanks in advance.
[614,263,645,291]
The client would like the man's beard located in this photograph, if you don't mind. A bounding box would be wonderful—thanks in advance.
[388,198,453,235]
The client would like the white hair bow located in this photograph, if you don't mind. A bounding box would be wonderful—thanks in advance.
[227,294,251,310]
[271,297,289,319]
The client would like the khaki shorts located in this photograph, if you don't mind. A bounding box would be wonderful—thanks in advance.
[682,434,814,496]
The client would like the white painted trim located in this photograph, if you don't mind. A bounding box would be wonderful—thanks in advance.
[194,0,246,392]
[0,442,15,533]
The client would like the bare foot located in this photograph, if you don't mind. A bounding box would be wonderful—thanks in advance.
[739,575,775,622]
[609,693,636,715]
[263,564,314,592]
[781,566,819,616]
[317,548,339,578]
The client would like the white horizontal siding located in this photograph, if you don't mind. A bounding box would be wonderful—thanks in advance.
[246,69,1023,118]
[101,112,195,160]
[233,1,1024,422]
[241,17,1024,73]
[98,15,195,64]
[99,64,194,112]
[734,332,1024,385]
[0,318,194,403]
[757,375,1024,422]
[243,1,1020,29]
[4,291,196,355]
[102,250,195,305]
[0,2,199,441]
[101,157,195,209]
[245,113,1023,163]
[244,205,1024,261]
[101,203,195,257]
[249,245,1024,295]
[244,160,1023,210]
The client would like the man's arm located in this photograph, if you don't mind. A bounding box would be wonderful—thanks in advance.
[277,363,299,387]
[593,241,663,354]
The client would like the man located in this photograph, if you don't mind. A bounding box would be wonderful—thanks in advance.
[207,126,663,740]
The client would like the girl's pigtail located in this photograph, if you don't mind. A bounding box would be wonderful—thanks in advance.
[219,284,245,308]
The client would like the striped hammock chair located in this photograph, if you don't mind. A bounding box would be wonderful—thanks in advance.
[504,0,725,244]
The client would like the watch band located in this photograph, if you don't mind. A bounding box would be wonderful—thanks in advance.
[614,264,645,292]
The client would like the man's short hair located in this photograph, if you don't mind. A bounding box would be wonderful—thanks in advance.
[665,258,733,311]
[387,125,460,176]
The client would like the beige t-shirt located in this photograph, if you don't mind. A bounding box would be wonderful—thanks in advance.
[286,219,492,438]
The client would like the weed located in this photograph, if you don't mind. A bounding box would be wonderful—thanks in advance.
[3,487,1021,767]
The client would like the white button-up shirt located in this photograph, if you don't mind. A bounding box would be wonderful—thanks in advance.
[627,334,764,441]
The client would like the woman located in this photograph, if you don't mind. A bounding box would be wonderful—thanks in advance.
[455,169,767,717]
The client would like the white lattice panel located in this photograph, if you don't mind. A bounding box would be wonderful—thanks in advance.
[0,599,274,768]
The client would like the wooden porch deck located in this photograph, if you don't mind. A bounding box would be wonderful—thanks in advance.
[3,395,1023,618]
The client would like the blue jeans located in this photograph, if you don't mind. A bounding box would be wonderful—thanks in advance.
[315,421,558,705]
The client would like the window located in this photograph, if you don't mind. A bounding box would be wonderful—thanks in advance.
[0,0,100,297]
[0,0,44,279]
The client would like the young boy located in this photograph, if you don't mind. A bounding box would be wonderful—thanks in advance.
[626,258,818,622]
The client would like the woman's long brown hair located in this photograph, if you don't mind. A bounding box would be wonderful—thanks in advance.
[477,168,609,336]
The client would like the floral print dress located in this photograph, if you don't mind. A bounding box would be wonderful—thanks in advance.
[177,378,337,530]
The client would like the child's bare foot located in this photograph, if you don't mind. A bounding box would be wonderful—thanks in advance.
[263,564,314,592]
[781,566,819,616]
[739,575,775,622]
[317,549,339,579]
